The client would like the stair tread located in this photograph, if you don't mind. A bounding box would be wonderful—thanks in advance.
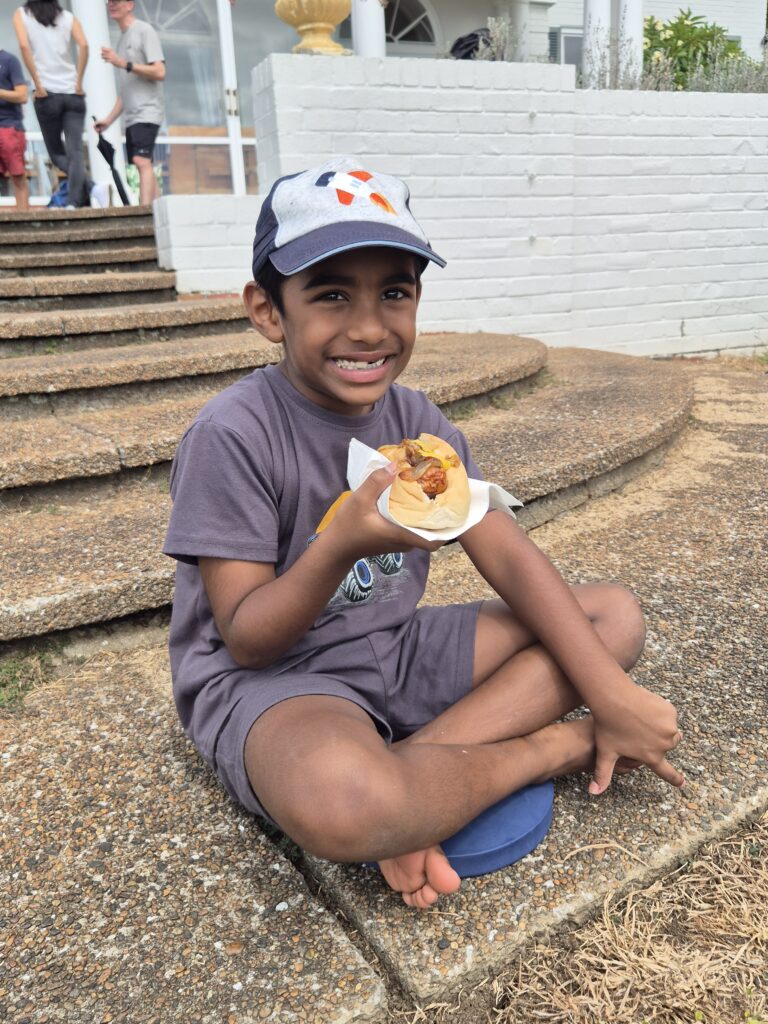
[0,329,542,399]
[0,245,157,270]
[0,270,176,299]
[0,334,546,486]
[0,296,246,339]
[0,205,152,222]
[0,348,693,640]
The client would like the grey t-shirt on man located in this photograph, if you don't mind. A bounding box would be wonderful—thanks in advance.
[116,18,164,127]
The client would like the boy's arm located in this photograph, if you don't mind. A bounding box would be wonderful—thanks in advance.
[200,466,442,669]
[460,510,684,793]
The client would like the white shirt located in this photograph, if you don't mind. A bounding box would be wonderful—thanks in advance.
[19,7,77,94]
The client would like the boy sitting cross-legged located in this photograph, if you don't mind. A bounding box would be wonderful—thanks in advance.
[163,157,684,909]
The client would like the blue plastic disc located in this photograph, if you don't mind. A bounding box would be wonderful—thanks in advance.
[441,780,554,878]
[364,780,554,879]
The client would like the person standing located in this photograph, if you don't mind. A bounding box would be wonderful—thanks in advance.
[12,1,98,208]
[95,0,165,207]
[0,45,28,210]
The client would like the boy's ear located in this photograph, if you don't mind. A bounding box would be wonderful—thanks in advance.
[242,281,284,344]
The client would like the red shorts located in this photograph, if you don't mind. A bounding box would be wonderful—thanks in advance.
[0,127,26,177]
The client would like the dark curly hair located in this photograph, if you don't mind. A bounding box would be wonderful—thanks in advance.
[24,2,64,28]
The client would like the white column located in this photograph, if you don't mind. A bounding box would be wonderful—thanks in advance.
[582,0,612,87]
[494,0,530,62]
[352,0,386,58]
[216,0,247,195]
[71,0,128,196]
[616,0,644,85]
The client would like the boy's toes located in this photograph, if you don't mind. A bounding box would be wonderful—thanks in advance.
[424,846,461,896]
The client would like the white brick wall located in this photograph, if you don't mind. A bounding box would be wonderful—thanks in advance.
[154,195,262,294]
[157,54,768,356]
[247,53,768,356]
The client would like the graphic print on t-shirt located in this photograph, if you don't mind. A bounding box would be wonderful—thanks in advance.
[308,491,407,606]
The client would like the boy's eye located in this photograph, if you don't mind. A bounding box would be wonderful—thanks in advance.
[316,290,346,302]
[383,287,408,300]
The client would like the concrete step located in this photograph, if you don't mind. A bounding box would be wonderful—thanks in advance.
[0,296,250,357]
[0,330,270,398]
[0,270,177,311]
[0,334,547,487]
[0,329,540,401]
[0,244,158,276]
[0,204,152,223]
[0,220,155,250]
[0,348,693,641]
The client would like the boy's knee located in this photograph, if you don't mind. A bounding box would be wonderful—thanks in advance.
[279,751,400,862]
[605,585,646,666]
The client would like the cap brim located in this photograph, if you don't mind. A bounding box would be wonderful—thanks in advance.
[269,221,446,275]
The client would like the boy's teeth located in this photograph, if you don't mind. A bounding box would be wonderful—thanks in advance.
[334,357,386,370]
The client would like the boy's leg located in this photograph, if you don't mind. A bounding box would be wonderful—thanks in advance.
[408,581,646,749]
[244,694,596,903]
[244,582,647,907]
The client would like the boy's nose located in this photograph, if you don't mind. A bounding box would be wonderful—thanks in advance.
[346,305,388,345]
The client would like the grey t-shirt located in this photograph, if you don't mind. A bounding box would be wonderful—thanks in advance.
[116,18,164,127]
[163,365,482,750]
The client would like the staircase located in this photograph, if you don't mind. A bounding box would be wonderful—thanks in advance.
[0,205,694,645]
[12,204,767,1024]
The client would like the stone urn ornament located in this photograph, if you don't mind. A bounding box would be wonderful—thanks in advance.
[274,0,352,55]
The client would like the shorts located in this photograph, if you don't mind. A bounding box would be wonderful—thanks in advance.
[0,127,26,177]
[126,122,159,163]
[210,602,483,822]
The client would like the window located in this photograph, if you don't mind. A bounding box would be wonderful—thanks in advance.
[549,27,583,70]
[339,0,438,54]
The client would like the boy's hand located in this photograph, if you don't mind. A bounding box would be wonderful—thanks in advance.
[590,681,684,795]
[326,464,445,560]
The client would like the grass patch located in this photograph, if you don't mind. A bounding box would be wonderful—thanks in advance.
[0,643,61,714]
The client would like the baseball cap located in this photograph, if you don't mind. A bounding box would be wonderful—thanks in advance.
[252,156,446,280]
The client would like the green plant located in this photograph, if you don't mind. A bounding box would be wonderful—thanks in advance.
[644,9,742,87]
[0,645,59,713]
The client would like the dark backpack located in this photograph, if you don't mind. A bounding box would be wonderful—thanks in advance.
[450,28,491,60]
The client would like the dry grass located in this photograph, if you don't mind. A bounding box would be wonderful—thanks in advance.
[393,814,768,1024]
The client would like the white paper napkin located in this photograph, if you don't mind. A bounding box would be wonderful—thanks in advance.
[346,438,523,541]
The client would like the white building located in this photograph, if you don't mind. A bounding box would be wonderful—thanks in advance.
[1,0,765,202]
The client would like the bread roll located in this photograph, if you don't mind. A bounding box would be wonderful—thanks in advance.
[378,433,471,530]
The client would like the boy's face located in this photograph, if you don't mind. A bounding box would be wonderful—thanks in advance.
[246,248,421,417]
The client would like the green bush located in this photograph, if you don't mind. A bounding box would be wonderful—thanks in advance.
[644,8,742,87]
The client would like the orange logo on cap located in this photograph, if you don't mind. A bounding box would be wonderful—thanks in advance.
[315,169,397,215]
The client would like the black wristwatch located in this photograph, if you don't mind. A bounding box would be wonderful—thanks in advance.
[125,61,133,73]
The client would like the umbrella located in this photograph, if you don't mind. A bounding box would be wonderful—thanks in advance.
[94,131,131,207]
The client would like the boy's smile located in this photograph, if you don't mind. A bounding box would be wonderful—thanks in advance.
[246,248,422,417]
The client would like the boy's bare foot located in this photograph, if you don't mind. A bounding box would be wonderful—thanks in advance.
[378,846,461,909]
[377,719,597,908]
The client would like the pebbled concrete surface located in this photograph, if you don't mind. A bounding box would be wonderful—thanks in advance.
[0,649,388,1024]
[0,297,248,341]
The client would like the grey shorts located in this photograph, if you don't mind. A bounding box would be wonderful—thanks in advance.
[211,602,483,822]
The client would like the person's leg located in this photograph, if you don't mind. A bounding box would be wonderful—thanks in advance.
[34,94,68,175]
[11,173,29,211]
[379,582,646,903]
[132,154,158,205]
[244,694,596,902]
[61,94,88,207]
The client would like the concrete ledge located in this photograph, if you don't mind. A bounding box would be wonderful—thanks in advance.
[0,245,158,273]
[0,297,246,341]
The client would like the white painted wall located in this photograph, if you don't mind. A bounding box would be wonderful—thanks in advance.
[156,54,768,357]
[548,0,767,59]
